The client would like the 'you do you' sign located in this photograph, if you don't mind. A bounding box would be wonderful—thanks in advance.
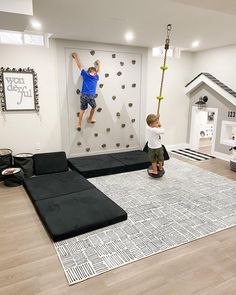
[0,68,39,111]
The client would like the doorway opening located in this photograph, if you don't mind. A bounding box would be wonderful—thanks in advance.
[189,106,218,155]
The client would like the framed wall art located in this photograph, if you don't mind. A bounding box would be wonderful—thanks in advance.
[0,67,39,112]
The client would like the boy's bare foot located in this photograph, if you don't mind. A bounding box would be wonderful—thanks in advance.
[87,118,96,123]
[148,169,158,174]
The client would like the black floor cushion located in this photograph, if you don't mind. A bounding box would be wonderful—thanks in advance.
[110,150,150,171]
[33,151,68,175]
[68,154,126,178]
[24,171,94,201]
[34,188,128,241]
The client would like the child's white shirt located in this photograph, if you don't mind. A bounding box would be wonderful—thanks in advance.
[146,126,165,149]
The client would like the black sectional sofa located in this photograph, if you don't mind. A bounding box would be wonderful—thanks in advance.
[24,150,150,242]
[24,152,128,241]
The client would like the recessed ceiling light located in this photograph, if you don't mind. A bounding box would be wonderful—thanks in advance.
[31,20,42,30]
[125,31,134,42]
[192,40,200,48]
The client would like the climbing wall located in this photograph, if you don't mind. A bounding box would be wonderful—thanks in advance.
[66,48,142,156]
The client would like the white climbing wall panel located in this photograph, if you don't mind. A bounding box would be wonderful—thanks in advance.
[66,48,142,156]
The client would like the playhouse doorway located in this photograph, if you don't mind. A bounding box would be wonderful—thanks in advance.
[189,106,218,155]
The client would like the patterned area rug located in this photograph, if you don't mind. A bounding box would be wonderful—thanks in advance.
[171,148,215,161]
[54,158,236,285]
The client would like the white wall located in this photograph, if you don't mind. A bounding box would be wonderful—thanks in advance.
[0,39,195,156]
[0,40,62,154]
[146,49,193,147]
[0,40,192,154]
[192,44,236,90]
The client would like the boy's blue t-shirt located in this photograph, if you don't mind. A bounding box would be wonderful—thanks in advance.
[81,69,99,96]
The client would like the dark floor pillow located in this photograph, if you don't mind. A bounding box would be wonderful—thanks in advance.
[34,151,68,175]
[24,170,94,201]
[34,188,128,241]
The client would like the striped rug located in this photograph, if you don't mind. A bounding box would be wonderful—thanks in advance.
[54,158,236,285]
[171,148,215,161]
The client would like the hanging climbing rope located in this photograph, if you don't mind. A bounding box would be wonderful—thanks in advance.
[156,24,172,116]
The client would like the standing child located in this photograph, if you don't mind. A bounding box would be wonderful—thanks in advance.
[72,52,100,131]
[146,114,164,175]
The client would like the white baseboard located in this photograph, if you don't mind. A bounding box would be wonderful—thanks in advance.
[165,143,190,151]
[212,151,231,162]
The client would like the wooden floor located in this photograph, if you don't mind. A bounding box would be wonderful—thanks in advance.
[0,156,236,295]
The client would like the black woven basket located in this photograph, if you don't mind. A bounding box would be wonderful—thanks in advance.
[14,153,33,178]
[2,167,24,187]
[0,148,12,181]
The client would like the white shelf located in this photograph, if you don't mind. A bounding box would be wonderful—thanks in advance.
[222,139,236,146]
[220,121,236,147]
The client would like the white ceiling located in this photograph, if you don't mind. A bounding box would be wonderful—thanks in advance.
[0,0,236,51]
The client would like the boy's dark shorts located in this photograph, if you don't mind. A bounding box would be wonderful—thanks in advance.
[148,147,164,162]
[80,94,97,110]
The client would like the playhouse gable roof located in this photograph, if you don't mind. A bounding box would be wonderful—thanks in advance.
[185,73,236,106]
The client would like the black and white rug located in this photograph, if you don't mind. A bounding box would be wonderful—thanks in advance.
[54,158,236,285]
[171,148,215,161]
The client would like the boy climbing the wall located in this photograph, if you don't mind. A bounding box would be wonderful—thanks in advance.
[72,52,100,131]
[146,114,164,174]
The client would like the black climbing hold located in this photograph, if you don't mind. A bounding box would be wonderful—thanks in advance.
[99,84,104,88]
[105,73,109,78]
[112,54,116,58]
[112,96,116,100]
[131,119,135,123]
[95,93,98,98]
[116,112,120,117]
[94,133,98,137]
[121,85,125,89]
[86,148,90,152]
[77,112,80,117]
[101,144,106,148]
[77,142,82,146]
[120,62,124,66]
[76,89,80,95]
[130,135,134,139]
[121,124,126,128]
[132,60,136,65]
[126,145,130,148]
[116,143,120,147]
[128,103,133,107]
[97,108,102,112]
[90,50,95,56]
[106,128,110,132]
[132,83,136,88]
[117,71,122,76]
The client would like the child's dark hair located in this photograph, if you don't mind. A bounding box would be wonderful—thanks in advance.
[88,67,97,73]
